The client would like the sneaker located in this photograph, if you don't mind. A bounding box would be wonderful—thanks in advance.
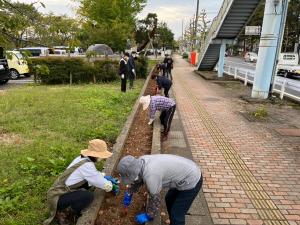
[55,207,77,225]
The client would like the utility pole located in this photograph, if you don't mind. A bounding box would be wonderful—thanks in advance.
[251,0,289,99]
[194,0,200,49]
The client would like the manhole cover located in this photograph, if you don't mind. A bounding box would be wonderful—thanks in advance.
[275,128,300,137]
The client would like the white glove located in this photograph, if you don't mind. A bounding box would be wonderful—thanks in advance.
[132,69,135,74]
[121,74,125,79]
[103,181,113,192]
[148,119,154,125]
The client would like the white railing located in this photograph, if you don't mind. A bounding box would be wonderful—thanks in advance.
[197,0,233,66]
[223,64,300,102]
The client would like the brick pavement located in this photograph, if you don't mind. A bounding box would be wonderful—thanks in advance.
[170,56,300,225]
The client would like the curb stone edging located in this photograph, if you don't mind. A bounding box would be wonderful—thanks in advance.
[146,113,162,225]
[77,69,153,225]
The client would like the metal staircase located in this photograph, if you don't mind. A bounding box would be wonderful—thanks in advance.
[198,0,261,71]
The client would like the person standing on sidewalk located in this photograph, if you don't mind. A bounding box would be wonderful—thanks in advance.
[163,54,174,80]
[125,52,136,89]
[43,139,119,225]
[151,73,173,98]
[139,95,176,141]
[117,154,203,225]
[119,53,129,92]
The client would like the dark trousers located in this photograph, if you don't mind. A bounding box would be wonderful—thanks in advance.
[165,176,203,225]
[57,190,94,216]
[164,85,172,98]
[121,78,127,92]
[160,105,176,134]
[166,68,173,81]
[129,78,134,89]
[129,73,135,89]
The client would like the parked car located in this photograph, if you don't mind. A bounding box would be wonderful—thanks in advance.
[0,47,10,84]
[19,47,54,57]
[277,52,300,79]
[6,51,30,80]
[244,52,258,62]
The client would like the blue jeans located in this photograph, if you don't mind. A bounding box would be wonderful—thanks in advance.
[165,176,203,225]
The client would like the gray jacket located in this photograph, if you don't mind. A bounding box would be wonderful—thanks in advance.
[129,154,201,218]
[140,154,201,194]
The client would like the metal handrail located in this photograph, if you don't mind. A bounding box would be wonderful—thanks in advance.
[223,64,300,102]
[197,0,233,66]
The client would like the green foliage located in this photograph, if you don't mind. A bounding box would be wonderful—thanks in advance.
[0,81,144,224]
[135,56,148,79]
[35,14,80,47]
[182,52,189,59]
[29,57,119,84]
[77,0,146,51]
[135,13,158,47]
[0,1,41,48]
[252,107,268,119]
[155,22,174,49]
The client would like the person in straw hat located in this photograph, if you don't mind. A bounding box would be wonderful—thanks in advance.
[139,95,176,141]
[44,139,119,225]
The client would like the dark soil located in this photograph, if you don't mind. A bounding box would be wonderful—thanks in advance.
[95,75,157,225]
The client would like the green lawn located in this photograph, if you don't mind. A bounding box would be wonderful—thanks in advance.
[0,80,144,225]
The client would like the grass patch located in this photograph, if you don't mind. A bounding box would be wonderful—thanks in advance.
[251,107,268,119]
[0,80,144,225]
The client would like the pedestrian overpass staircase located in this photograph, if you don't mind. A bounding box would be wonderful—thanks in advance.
[198,0,261,71]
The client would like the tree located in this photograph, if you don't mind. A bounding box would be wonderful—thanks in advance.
[76,0,146,51]
[35,14,80,47]
[135,13,158,51]
[196,9,211,48]
[155,22,174,50]
[242,0,300,52]
[0,0,44,48]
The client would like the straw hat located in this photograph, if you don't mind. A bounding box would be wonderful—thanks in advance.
[139,95,151,110]
[81,139,112,159]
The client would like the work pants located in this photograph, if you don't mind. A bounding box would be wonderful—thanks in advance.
[159,105,176,134]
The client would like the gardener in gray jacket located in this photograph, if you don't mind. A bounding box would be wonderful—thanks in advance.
[117,154,203,225]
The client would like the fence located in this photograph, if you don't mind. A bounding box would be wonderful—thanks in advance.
[223,64,300,102]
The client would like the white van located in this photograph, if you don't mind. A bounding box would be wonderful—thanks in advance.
[19,47,54,57]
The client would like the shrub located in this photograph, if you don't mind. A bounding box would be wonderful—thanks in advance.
[182,52,189,59]
[135,56,148,79]
[29,57,119,84]
[29,56,149,84]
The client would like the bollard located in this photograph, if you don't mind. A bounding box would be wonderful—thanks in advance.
[234,67,238,79]
[280,77,287,99]
[244,71,248,86]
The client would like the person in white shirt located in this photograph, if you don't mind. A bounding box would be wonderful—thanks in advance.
[44,139,119,225]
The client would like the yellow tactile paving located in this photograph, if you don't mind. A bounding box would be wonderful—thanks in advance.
[177,76,289,224]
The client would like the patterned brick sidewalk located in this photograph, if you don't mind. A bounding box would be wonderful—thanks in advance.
[171,56,300,225]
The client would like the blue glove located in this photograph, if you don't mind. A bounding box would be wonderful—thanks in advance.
[123,191,132,207]
[136,213,153,224]
[104,175,119,185]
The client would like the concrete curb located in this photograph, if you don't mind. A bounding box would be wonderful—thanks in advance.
[145,114,162,225]
[77,70,153,225]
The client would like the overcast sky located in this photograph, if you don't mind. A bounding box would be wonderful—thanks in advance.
[15,0,223,38]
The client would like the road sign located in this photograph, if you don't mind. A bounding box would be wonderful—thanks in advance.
[245,26,261,36]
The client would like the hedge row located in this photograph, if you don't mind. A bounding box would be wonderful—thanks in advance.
[29,56,148,84]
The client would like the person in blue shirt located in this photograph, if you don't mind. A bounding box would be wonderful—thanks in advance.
[152,73,173,98]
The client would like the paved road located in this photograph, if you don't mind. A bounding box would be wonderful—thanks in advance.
[225,56,256,70]
[0,76,33,90]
